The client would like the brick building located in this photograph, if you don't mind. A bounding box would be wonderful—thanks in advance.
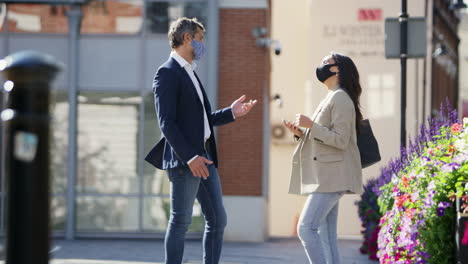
[0,0,271,242]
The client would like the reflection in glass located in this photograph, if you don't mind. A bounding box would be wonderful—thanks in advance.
[142,94,202,233]
[77,196,139,231]
[6,4,69,33]
[143,170,170,195]
[189,201,204,232]
[77,93,140,194]
[0,89,4,194]
[81,0,143,34]
[50,91,69,194]
[51,196,66,230]
[143,197,204,232]
[5,1,144,35]
[143,94,170,195]
[0,3,7,32]
[142,197,168,232]
[146,1,207,34]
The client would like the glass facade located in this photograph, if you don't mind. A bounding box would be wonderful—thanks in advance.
[80,0,144,34]
[6,4,70,33]
[0,0,209,238]
[146,1,207,34]
[50,91,69,230]
[4,0,208,35]
[77,93,140,195]
[72,92,204,233]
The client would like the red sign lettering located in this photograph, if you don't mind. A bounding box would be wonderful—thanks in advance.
[358,9,382,21]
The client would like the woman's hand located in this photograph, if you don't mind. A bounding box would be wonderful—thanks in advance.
[283,119,303,138]
[295,114,313,128]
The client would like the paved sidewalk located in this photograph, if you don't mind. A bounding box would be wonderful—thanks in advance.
[0,238,376,264]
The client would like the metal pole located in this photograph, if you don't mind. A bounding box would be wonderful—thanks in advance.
[0,79,6,233]
[65,4,82,240]
[400,0,408,149]
[207,0,219,108]
[1,2,10,233]
[136,0,147,233]
[0,50,61,264]
[262,81,269,200]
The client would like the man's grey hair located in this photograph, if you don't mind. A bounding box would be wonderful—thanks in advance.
[168,17,205,49]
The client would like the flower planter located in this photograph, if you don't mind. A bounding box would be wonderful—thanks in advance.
[357,104,468,263]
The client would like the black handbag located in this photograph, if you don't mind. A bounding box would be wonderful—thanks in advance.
[357,119,381,168]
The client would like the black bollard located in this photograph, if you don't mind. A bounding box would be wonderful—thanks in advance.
[0,51,61,264]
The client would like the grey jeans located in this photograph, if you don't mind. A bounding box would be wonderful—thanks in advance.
[297,192,344,264]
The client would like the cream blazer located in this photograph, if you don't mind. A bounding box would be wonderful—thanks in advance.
[289,87,363,195]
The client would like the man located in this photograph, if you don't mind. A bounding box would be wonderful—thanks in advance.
[145,17,257,264]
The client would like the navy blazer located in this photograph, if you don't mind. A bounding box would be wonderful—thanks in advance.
[145,57,235,170]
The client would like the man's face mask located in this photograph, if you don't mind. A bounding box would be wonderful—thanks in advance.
[316,63,337,83]
[191,40,206,60]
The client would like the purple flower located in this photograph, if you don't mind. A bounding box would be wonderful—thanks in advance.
[428,181,436,190]
[440,162,461,173]
[418,251,431,259]
[416,219,425,226]
[421,156,431,166]
[453,153,468,164]
[436,207,446,216]
[411,191,420,201]
[424,194,435,208]
[438,201,451,209]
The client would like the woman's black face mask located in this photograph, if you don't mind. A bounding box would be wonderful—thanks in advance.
[316,63,337,83]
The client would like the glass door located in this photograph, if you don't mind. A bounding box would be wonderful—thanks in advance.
[74,92,203,235]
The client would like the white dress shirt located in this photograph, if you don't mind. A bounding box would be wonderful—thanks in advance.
[170,51,211,164]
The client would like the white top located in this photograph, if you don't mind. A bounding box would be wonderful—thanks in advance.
[171,51,212,141]
[170,51,211,164]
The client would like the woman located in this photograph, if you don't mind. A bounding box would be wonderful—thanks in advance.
[283,52,363,264]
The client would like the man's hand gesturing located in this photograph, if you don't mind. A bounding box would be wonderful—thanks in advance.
[231,95,257,118]
[188,156,213,179]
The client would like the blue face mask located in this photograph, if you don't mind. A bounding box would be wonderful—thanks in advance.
[191,40,206,60]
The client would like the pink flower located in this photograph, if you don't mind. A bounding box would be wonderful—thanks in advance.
[451,123,463,134]
[402,176,410,188]
[396,194,410,208]
[427,148,434,155]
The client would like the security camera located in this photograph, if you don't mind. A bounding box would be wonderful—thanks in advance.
[253,27,282,56]
[256,38,283,56]
[273,41,282,56]
[271,94,283,108]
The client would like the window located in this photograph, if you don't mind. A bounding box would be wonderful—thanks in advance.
[5,1,144,35]
[145,1,207,34]
[77,92,140,195]
[50,91,69,230]
[81,0,143,34]
[367,73,396,119]
[72,92,203,233]
[6,4,69,33]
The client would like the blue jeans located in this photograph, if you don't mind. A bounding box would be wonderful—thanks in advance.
[297,192,344,264]
[164,153,227,264]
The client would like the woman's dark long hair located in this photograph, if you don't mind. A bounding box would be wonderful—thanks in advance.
[331,52,363,134]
